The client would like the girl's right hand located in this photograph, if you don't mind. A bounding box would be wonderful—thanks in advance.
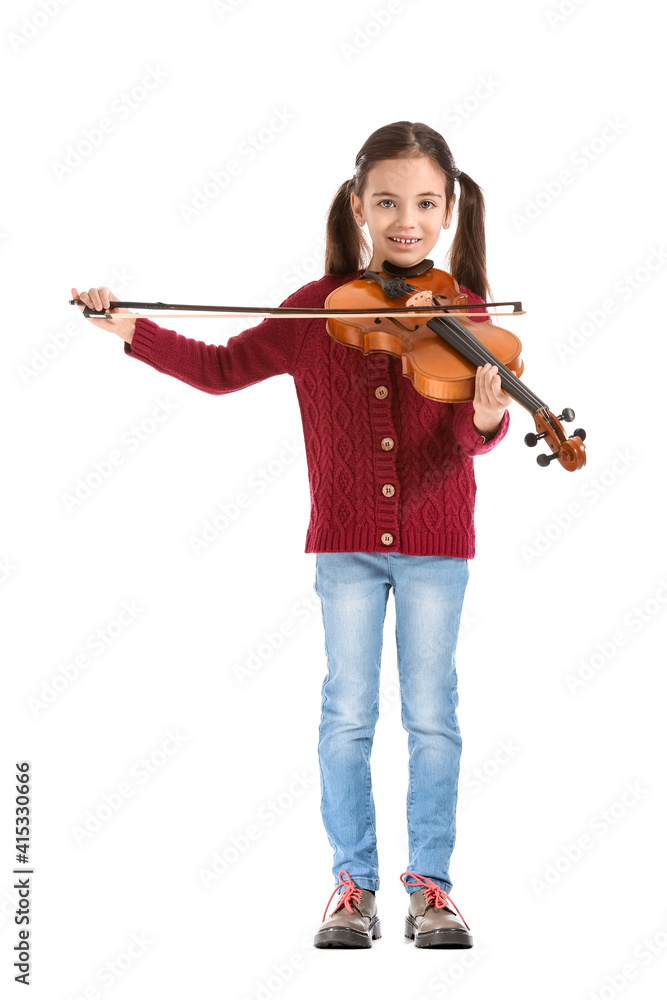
[71,286,137,344]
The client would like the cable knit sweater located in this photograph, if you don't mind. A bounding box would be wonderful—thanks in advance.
[124,268,509,557]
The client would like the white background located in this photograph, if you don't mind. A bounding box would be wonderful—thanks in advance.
[2,0,666,997]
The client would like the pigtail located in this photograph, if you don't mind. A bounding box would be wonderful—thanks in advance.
[324,178,370,275]
[448,171,491,303]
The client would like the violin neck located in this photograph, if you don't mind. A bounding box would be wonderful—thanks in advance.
[428,316,546,416]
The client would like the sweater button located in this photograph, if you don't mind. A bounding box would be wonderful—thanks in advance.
[375,385,388,399]
[380,437,394,451]
[381,532,394,545]
[382,484,395,497]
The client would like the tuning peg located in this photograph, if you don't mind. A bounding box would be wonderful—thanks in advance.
[536,451,560,467]
[572,428,586,441]
[557,408,575,422]
[524,431,548,447]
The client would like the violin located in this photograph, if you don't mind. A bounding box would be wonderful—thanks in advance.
[70,261,586,471]
[325,259,587,472]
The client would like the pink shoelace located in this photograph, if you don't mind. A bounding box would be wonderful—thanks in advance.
[321,868,470,932]
[321,869,364,924]
[400,870,471,931]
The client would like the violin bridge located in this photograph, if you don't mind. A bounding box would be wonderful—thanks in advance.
[404,290,434,308]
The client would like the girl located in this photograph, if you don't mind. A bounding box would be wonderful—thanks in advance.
[72,120,512,951]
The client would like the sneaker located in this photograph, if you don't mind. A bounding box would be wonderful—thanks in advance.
[400,871,473,948]
[314,870,381,948]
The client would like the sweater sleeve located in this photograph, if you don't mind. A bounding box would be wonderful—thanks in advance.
[451,402,510,456]
[450,283,511,457]
[122,286,315,395]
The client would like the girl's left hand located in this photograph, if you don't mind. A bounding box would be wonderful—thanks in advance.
[472,362,513,438]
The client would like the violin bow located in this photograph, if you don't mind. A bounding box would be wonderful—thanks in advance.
[69,297,524,321]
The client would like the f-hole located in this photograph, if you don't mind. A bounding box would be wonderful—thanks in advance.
[382,316,419,331]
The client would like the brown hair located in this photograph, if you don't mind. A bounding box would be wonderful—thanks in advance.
[324,121,490,301]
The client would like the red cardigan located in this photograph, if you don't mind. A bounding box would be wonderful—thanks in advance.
[124,269,509,557]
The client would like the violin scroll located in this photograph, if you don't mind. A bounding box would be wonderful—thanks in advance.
[524,407,587,471]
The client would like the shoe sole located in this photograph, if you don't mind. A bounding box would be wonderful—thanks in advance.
[405,915,473,948]
[314,915,381,948]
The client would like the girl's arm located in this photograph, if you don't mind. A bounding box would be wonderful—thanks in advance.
[123,287,315,394]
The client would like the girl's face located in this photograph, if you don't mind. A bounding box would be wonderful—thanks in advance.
[350,155,455,271]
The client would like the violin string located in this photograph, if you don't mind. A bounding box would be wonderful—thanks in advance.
[429,316,546,413]
[434,317,542,411]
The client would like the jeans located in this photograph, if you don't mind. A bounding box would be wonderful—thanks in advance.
[314,551,469,896]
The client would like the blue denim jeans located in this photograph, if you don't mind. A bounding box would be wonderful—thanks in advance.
[314,552,469,896]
